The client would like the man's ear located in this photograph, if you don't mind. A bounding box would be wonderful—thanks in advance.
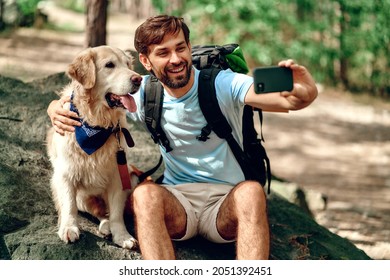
[139,53,152,71]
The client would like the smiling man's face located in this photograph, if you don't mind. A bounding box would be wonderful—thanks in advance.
[139,30,194,95]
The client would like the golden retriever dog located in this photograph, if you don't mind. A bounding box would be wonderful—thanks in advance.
[46,46,142,249]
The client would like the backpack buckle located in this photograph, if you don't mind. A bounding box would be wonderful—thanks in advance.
[160,137,173,152]
[196,125,212,142]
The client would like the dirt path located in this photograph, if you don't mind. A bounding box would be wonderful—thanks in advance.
[1,3,389,259]
[0,2,144,82]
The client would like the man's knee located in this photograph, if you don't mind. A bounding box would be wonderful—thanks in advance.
[233,181,267,214]
[131,182,164,212]
[132,183,187,238]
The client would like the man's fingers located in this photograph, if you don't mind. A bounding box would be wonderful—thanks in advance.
[281,84,311,102]
[278,59,295,68]
[60,117,78,129]
[280,90,293,97]
[54,126,65,136]
[55,108,80,125]
[53,115,77,133]
[57,96,79,120]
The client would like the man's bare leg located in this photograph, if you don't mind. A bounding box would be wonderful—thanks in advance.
[131,182,187,260]
[217,180,269,259]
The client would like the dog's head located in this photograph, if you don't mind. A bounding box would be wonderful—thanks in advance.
[67,46,142,119]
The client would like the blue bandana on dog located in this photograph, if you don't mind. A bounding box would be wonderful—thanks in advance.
[70,102,115,155]
[69,93,135,155]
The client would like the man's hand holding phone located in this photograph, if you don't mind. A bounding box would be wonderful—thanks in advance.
[245,59,318,111]
[277,59,318,110]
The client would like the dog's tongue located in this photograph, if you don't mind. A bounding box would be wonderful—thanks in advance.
[120,94,137,112]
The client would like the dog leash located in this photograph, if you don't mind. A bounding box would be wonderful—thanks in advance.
[114,122,135,191]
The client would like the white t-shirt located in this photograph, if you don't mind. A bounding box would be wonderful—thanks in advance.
[128,67,253,186]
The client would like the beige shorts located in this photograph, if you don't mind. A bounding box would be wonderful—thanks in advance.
[163,183,235,244]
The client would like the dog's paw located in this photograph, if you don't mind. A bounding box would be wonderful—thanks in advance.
[98,219,111,236]
[58,226,80,243]
[113,234,138,250]
[122,237,138,249]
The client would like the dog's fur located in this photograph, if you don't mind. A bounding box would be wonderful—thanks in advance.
[46,46,142,249]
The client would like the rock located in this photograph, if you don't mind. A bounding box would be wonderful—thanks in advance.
[270,180,328,217]
[0,73,370,260]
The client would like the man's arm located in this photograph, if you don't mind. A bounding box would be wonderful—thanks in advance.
[244,59,318,112]
[47,95,81,135]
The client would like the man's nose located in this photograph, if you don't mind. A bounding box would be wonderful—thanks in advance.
[169,51,181,64]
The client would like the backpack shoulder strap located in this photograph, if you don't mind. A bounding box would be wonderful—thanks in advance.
[144,75,172,152]
[198,68,232,139]
[140,76,171,183]
[197,68,256,182]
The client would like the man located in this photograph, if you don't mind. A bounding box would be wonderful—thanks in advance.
[47,15,318,260]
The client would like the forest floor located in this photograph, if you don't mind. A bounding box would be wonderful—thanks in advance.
[0,2,389,259]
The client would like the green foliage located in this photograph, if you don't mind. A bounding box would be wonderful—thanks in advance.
[16,0,41,15]
[152,0,185,15]
[15,0,42,26]
[151,0,166,13]
[55,0,85,13]
[153,0,389,96]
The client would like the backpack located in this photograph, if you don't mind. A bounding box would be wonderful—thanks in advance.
[139,44,272,193]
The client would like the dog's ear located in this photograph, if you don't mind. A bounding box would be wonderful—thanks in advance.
[67,49,96,89]
[124,49,135,69]
[124,49,134,60]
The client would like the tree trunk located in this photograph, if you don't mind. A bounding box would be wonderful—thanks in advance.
[85,0,108,48]
[0,0,5,30]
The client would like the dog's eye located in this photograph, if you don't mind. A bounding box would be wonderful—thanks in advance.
[105,62,115,68]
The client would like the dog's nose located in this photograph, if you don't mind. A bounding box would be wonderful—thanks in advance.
[131,75,142,86]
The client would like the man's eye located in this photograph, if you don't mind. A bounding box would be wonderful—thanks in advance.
[105,62,115,68]
[157,52,168,57]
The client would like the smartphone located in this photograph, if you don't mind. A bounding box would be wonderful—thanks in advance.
[253,66,293,94]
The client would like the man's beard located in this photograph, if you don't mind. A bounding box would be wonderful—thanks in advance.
[155,62,192,89]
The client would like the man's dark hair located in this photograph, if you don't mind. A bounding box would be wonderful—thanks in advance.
[134,15,190,56]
